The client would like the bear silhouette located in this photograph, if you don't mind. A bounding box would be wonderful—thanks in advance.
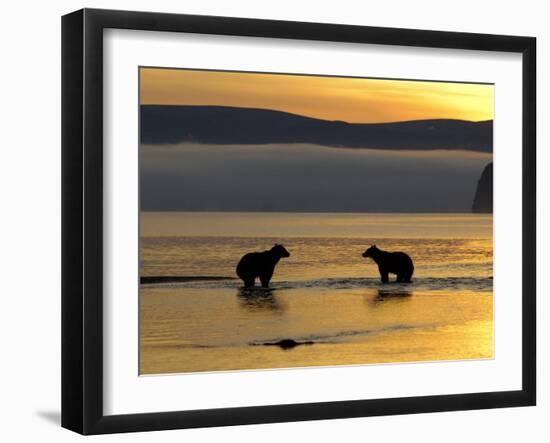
[236,244,290,288]
[362,245,414,283]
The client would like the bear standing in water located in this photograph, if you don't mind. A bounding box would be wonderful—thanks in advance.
[362,245,414,283]
[236,244,290,288]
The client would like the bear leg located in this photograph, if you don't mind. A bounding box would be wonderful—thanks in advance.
[243,277,255,288]
[400,268,413,283]
[259,269,273,288]
[379,268,389,284]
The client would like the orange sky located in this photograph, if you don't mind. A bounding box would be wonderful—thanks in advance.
[140,67,494,124]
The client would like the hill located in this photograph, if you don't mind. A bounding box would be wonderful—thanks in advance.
[140,105,493,152]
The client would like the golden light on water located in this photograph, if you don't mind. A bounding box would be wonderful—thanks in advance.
[140,68,494,123]
[140,288,493,374]
[140,213,493,374]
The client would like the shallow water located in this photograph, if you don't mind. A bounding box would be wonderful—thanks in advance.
[140,212,493,374]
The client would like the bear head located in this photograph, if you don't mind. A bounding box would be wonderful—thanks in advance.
[362,245,379,258]
[271,244,290,258]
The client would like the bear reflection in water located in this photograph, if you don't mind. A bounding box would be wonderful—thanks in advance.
[371,288,413,305]
[237,287,282,312]
[236,244,290,288]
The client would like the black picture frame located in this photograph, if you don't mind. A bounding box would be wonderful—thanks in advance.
[62,8,536,435]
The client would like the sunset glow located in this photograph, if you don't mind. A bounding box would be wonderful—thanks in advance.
[140,67,494,123]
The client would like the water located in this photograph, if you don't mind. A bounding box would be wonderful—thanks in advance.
[140,212,493,374]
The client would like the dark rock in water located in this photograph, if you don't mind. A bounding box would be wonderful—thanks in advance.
[472,162,493,213]
[256,339,315,350]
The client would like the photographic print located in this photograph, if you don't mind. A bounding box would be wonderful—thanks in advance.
[139,67,494,375]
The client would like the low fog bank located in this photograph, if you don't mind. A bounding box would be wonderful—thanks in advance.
[140,143,492,213]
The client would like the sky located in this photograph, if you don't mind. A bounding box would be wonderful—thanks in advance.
[140,67,494,123]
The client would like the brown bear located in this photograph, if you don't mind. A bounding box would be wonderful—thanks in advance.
[362,245,414,283]
[236,244,290,288]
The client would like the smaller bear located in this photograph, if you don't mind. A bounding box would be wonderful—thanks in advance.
[362,245,414,283]
[236,244,290,288]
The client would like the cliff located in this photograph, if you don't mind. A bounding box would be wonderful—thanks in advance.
[472,163,493,213]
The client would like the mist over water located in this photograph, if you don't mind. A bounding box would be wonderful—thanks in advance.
[140,143,491,213]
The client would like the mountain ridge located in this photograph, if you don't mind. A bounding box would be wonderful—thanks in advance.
[140,105,493,152]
